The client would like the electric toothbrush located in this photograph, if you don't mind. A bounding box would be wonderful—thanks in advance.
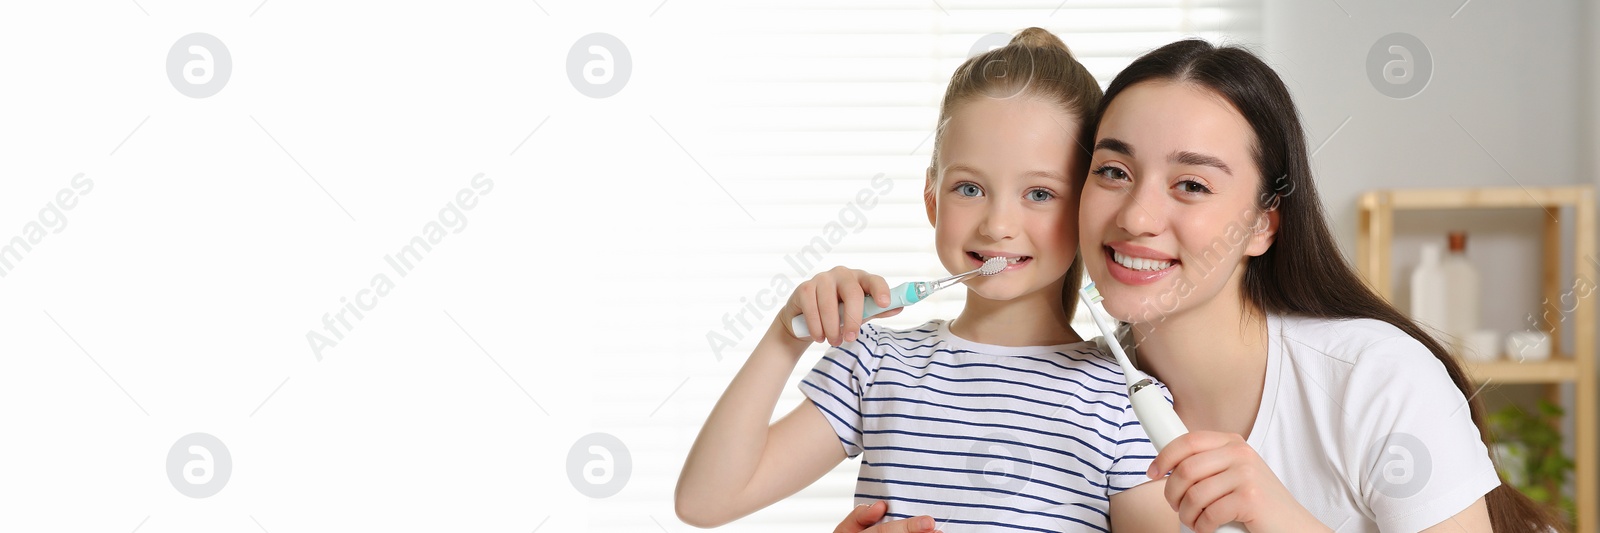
[790,256,1009,339]
[1080,282,1249,533]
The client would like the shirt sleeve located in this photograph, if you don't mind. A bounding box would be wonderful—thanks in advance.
[1346,335,1502,532]
[798,324,883,458]
[1106,378,1166,496]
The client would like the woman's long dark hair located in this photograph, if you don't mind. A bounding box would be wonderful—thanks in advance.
[1091,39,1565,532]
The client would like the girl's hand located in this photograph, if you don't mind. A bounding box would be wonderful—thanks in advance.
[1149,431,1327,533]
[782,266,903,346]
[834,501,940,533]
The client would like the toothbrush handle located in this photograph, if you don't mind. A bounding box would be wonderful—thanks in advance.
[791,282,920,339]
[1132,387,1249,533]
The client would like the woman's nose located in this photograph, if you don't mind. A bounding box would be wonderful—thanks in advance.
[1115,183,1165,237]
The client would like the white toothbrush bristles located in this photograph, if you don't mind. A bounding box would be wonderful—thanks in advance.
[978,256,1008,276]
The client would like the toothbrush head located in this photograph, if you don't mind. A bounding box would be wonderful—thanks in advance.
[1080,282,1103,303]
[978,256,1008,276]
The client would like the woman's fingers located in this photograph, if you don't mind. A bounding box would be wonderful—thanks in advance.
[834,501,888,532]
[1182,473,1249,533]
[1171,460,1243,530]
[1153,431,1281,532]
[1163,443,1235,511]
[1148,431,1235,479]
[866,516,939,533]
[831,501,940,533]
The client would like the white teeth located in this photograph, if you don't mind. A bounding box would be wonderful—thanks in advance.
[977,254,1026,264]
[1112,250,1173,272]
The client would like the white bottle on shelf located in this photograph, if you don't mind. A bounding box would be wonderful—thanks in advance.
[1410,242,1450,341]
[1441,231,1481,355]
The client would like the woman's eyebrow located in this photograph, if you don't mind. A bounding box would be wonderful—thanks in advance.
[1172,151,1233,175]
[1096,138,1233,176]
[1093,137,1134,155]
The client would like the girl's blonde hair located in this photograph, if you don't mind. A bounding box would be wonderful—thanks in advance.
[928,27,1103,318]
[930,28,1102,180]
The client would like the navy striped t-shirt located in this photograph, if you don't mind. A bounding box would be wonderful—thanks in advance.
[799,319,1164,533]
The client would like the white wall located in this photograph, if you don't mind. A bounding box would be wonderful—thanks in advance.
[1264,0,1593,514]
[1262,0,1589,344]
[1591,1,1600,189]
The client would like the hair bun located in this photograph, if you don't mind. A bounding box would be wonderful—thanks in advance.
[1010,27,1072,56]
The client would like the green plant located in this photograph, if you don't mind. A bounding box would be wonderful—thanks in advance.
[1488,399,1576,523]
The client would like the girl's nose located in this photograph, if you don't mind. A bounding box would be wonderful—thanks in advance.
[979,200,1019,241]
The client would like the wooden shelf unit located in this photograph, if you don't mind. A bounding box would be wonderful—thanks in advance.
[1357,186,1596,532]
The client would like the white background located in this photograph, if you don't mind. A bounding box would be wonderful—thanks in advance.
[0,1,1595,532]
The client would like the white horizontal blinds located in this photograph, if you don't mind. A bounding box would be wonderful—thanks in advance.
[645,3,1261,532]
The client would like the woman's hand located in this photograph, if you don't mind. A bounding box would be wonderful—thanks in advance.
[833,501,940,533]
[1150,431,1327,533]
[783,266,903,346]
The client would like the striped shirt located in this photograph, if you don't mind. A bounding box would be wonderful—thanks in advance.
[800,319,1163,533]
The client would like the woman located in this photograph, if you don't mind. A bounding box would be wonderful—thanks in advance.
[837,39,1564,533]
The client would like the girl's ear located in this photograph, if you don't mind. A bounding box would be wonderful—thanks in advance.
[1245,206,1279,257]
[923,166,938,227]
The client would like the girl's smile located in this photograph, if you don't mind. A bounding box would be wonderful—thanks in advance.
[927,96,1081,303]
[965,250,1031,272]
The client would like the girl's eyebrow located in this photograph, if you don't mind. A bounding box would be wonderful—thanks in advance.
[1027,170,1069,183]
[945,164,985,178]
[946,165,1065,183]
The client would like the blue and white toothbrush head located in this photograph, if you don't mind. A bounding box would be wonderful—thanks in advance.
[791,256,1009,339]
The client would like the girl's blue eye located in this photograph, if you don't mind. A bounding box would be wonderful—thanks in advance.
[955,183,982,197]
[1027,189,1055,202]
[1093,166,1128,181]
[1177,180,1213,195]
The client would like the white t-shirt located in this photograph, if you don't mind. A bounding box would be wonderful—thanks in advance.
[801,319,1165,533]
[1228,313,1502,532]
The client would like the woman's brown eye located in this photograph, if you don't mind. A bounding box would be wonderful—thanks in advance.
[1094,166,1127,180]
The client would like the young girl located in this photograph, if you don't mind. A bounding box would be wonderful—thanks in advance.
[842,39,1567,533]
[676,29,1176,532]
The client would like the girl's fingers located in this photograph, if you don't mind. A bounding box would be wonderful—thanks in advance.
[806,278,832,340]
[866,274,892,309]
[838,276,867,345]
[795,281,824,343]
[817,275,841,345]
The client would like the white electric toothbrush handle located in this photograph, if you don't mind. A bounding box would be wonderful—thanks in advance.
[1131,384,1249,533]
[1130,383,1188,449]
[790,282,918,339]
